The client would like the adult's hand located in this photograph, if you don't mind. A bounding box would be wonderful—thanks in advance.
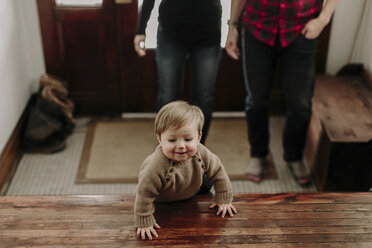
[134,34,147,57]
[225,27,241,60]
[301,16,328,39]
[302,0,339,39]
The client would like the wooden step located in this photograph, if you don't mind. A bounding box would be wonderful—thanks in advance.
[1,193,372,247]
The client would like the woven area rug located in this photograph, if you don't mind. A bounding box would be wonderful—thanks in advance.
[76,118,277,183]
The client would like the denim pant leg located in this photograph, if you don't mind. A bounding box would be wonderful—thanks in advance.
[197,174,213,194]
[281,34,318,162]
[155,27,188,111]
[242,29,278,158]
[189,45,222,144]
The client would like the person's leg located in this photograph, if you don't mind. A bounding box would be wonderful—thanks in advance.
[155,26,188,111]
[188,45,222,144]
[280,34,318,185]
[197,174,213,194]
[281,34,318,162]
[242,29,278,159]
[242,29,278,182]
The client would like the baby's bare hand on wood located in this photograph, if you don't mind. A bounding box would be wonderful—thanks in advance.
[136,223,161,240]
[210,203,237,218]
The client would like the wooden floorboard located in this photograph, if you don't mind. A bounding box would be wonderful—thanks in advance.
[0,193,371,247]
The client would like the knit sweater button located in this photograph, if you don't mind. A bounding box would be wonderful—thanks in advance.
[166,177,170,182]
[169,168,173,173]
[201,165,205,169]
[198,158,202,162]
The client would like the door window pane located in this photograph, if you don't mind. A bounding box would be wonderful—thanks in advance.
[55,0,103,7]
[138,0,231,48]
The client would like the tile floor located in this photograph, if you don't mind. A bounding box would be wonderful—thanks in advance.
[5,116,317,196]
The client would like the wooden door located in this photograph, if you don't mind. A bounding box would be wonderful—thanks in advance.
[38,0,124,114]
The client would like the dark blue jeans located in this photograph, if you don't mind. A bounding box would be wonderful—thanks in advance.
[242,29,318,162]
[156,26,222,144]
[197,175,213,194]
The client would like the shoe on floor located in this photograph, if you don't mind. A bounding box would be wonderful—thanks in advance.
[288,161,312,186]
[246,157,266,183]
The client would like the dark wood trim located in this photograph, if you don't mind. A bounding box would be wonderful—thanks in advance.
[315,18,332,74]
[0,95,35,195]
[115,0,142,112]
[0,130,21,195]
[37,0,62,77]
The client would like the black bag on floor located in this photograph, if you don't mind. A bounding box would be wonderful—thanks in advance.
[23,74,75,153]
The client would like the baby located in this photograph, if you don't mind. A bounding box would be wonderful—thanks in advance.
[134,100,236,240]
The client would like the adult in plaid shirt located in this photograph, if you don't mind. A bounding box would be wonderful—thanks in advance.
[225,0,339,185]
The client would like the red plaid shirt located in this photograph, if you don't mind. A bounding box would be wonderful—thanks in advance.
[244,0,323,47]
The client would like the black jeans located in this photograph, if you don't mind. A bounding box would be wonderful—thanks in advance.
[242,29,318,162]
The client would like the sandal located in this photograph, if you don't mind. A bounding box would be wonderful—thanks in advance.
[288,161,312,186]
[246,157,266,183]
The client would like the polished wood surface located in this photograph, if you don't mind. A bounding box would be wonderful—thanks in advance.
[1,193,372,247]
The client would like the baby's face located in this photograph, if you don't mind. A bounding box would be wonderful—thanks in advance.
[157,121,201,162]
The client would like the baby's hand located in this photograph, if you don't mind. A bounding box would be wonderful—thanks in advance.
[136,223,161,240]
[209,202,237,218]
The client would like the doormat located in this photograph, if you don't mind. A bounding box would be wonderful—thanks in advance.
[76,118,277,183]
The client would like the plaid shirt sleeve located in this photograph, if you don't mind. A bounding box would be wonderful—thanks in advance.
[244,0,323,47]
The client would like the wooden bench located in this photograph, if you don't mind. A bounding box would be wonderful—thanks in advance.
[305,74,372,191]
[1,193,372,247]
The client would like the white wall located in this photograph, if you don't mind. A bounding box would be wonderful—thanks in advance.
[0,0,45,154]
[326,0,372,75]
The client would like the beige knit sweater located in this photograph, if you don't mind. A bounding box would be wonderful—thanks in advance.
[134,143,233,228]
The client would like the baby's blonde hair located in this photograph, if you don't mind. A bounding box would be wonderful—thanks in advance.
[155,100,204,135]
